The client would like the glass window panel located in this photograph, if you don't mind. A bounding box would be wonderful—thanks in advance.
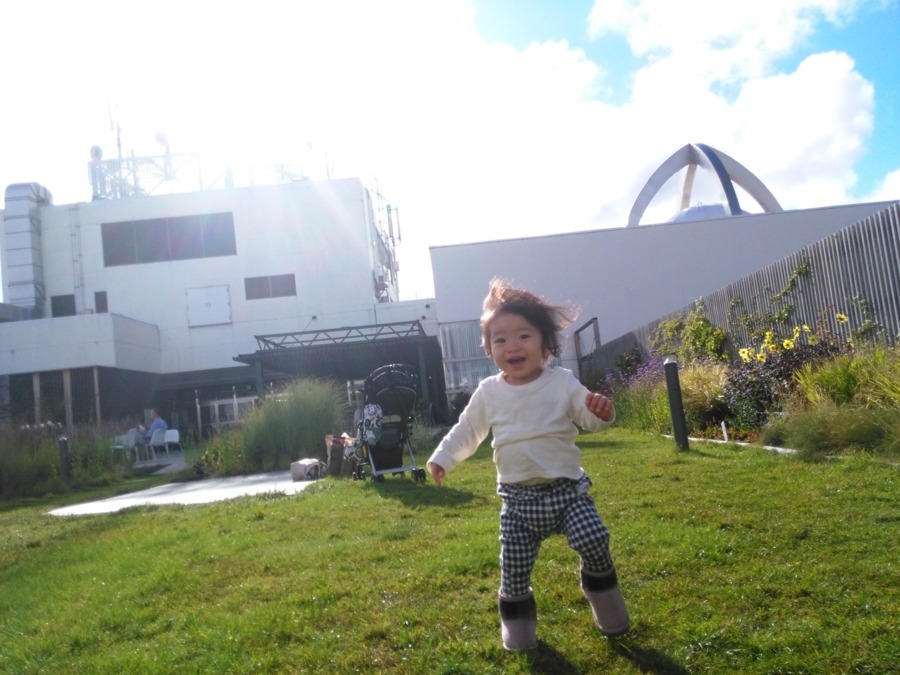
[50,294,76,317]
[202,213,237,257]
[101,221,136,266]
[269,274,296,298]
[245,277,269,300]
[135,218,169,263]
[169,215,204,260]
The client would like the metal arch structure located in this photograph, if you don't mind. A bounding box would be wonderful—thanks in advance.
[627,143,783,227]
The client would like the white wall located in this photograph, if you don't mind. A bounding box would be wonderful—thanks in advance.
[430,201,892,369]
[0,314,161,373]
[2,178,429,377]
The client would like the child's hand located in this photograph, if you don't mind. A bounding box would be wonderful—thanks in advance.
[428,461,446,486]
[585,392,614,422]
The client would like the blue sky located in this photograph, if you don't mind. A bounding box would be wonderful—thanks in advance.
[1,0,897,300]
[471,0,898,197]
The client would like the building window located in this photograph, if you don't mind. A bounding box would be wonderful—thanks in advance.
[95,291,108,313]
[101,212,237,266]
[51,294,76,317]
[245,274,297,300]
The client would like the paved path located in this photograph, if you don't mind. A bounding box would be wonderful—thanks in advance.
[49,456,317,516]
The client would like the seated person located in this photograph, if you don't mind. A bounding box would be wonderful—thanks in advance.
[138,408,168,447]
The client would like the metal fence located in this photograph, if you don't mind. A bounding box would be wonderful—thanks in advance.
[584,201,900,379]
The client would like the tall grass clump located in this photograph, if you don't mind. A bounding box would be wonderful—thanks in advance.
[763,345,900,458]
[607,359,670,433]
[0,431,63,498]
[677,360,729,433]
[858,343,900,409]
[795,352,862,406]
[0,423,130,499]
[196,428,251,476]
[238,378,348,472]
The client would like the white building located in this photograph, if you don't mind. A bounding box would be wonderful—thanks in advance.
[0,177,445,432]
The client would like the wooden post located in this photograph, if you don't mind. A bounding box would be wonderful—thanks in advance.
[32,372,41,424]
[63,369,74,429]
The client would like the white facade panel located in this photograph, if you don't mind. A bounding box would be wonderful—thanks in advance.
[1,178,414,377]
[186,285,232,327]
[0,314,161,373]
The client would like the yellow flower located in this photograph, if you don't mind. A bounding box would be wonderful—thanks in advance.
[756,352,767,362]
[836,312,849,323]
[793,326,801,338]
[802,324,811,333]
[738,348,752,363]
[809,334,818,345]
[783,339,795,349]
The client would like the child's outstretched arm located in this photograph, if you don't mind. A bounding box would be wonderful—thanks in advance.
[585,392,615,422]
[427,461,446,486]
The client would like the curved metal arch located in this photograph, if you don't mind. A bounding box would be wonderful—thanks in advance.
[627,143,783,227]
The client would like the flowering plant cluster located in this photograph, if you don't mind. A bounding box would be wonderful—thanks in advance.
[737,311,852,365]
[724,313,856,431]
[724,338,841,431]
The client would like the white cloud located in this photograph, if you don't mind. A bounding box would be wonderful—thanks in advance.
[864,169,900,202]
[730,51,873,207]
[588,0,865,66]
[0,0,894,301]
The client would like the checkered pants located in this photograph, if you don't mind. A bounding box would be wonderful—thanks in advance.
[497,474,614,597]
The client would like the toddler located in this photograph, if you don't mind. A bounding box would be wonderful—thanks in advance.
[427,279,630,650]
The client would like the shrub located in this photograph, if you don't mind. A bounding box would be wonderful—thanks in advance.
[651,299,728,364]
[0,423,126,499]
[678,360,729,432]
[197,429,251,476]
[0,434,61,498]
[724,341,840,432]
[241,378,349,472]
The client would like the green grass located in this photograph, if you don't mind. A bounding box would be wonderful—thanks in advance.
[1,429,896,673]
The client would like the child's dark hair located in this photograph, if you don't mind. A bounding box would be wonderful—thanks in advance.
[480,278,577,359]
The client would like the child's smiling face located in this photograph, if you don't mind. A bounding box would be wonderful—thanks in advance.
[487,311,547,385]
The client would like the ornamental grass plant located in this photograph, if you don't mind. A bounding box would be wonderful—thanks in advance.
[762,344,900,459]
[198,379,349,477]
[1,429,896,673]
[605,359,670,434]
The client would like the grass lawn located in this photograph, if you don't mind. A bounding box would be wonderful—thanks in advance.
[0,429,896,673]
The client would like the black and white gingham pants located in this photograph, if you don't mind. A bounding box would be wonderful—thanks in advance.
[497,474,614,597]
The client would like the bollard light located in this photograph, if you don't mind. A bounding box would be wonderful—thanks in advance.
[663,357,690,451]
[58,435,69,480]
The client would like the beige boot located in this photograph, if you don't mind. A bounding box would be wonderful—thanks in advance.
[582,568,630,637]
[498,591,538,651]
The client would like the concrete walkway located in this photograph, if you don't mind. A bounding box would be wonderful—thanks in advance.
[49,453,318,516]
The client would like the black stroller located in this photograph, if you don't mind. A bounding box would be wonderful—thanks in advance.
[351,363,427,482]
